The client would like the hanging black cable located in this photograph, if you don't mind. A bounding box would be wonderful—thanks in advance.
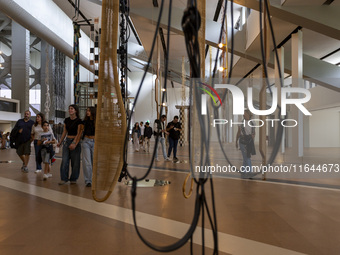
[130,2,206,251]
[209,0,238,168]
[118,0,219,252]
[183,0,219,253]
[209,0,286,171]
[118,0,129,105]
[262,0,285,165]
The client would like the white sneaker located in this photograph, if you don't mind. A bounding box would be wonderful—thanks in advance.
[47,173,52,178]
[35,169,42,173]
[165,158,171,161]
[155,158,160,162]
[43,174,48,180]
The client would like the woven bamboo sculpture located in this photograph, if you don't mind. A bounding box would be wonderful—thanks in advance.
[92,0,127,202]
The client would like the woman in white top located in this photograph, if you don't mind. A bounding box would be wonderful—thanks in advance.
[31,113,45,173]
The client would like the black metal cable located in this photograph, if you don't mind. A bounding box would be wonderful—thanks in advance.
[202,184,205,255]
[190,236,194,254]
[211,0,286,170]
[263,0,285,164]
[182,0,219,253]
[259,0,272,95]
[122,0,165,179]
[210,0,237,168]
[126,0,209,252]
[227,0,234,83]
[131,176,203,252]
[209,178,218,254]
[119,0,220,252]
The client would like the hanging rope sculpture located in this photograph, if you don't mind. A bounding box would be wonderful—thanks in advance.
[44,48,51,121]
[73,22,81,104]
[182,172,194,199]
[92,0,127,202]
[178,56,186,147]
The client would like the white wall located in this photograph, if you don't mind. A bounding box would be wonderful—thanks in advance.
[167,87,189,119]
[306,85,340,111]
[12,0,91,60]
[129,72,190,129]
[245,10,260,49]
[79,65,94,82]
[0,123,13,133]
[129,72,157,126]
[309,107,340,147]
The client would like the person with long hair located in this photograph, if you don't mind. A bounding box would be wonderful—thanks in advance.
[153,115,170,161]
[133,122,141,152]
[57,104,83,185]
[31,112,45,173]
[82,107,96,187]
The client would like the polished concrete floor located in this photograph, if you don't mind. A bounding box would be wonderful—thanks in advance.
[0,142,340,255]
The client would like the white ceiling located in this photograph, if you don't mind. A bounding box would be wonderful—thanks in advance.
[50,0,340,89]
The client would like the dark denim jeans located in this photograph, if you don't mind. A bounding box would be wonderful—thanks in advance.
[33,140,42,170]
[60,138,81,182]
[168,137,178,158]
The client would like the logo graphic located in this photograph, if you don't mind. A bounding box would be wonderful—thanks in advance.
[199,83,222,116]
[201,84,311,116]
[199,83,222,106]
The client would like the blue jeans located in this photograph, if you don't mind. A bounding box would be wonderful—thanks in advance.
[34,140,42,170]
[82,137,94,184]
[168,137,178,158]
[155,136,167,159]
[60,138,81,182]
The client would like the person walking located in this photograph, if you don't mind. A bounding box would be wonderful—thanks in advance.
[5,132,10,149]
[57,104,83,185]
[166,116,182,162]
[31,112,45,173]
[82,107,96,187]
[154,115,170,161]
[139,121,145,150]
[236,109,257,179]
[0,131,6,149]
[132,122,141,152]
[143,122,152,153]
[13,110,34,172]
[39,121,56,180]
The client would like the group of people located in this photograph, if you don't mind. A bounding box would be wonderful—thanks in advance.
[132,111,258,178]
[132,121,153,153]
[132,115,182,162]
[12,105,96,187]
[10,106,257,182]
[0,131,10,149]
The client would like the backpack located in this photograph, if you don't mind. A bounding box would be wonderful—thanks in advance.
[10,126,20,149]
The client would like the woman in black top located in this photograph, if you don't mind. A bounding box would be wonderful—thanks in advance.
[81,107,96,187]
[57,104,83,185]
[133,122,141,152]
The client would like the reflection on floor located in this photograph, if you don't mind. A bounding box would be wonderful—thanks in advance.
[0,142,340,255]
